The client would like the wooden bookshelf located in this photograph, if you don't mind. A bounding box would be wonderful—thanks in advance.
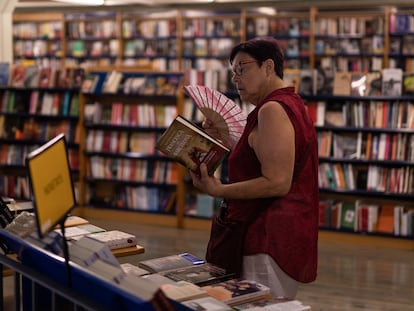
[76,66,186,226]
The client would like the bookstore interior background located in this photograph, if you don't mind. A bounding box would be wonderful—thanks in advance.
[1,0,414,247]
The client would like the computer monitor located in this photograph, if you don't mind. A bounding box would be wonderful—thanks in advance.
[26,133,77,238]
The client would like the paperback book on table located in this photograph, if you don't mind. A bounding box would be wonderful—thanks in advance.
[201,278,270,306]
[160,262,236,286]
[156,115,230,176]
[138,252,205,273]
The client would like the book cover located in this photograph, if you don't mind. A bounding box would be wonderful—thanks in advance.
[298,69,316,95]
[38,67,53,88]
[120,262,151,277]
[0,62,10,86]
[81,73,99,93]
[156,115,230,176]
[160,262,236,287]
[333,72,352,96]
[350,72,367,96]
[201,278,270,306]
[340,202,357,231]
[102,70,123,93]
[182,296,233,311]
[10,64,26,87]
[138,253,205,273]
[376,205,395,234]
[403,72,414,95]
[24,65,40,88]
[316,66,334,95]
[73,68,85,88]
[160,281,208,302]
[233,298,311,311]
[87,230,137,250]
[382,68,403,96]
[364,72,382,96]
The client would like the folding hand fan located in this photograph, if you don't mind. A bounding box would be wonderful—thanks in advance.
[183,85,247,148]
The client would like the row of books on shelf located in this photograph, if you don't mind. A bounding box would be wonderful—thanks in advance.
[0,176,31,200]
[66,20,118,39]
[84,101,177,128]
[1,90,80,117]
[122,19,177,38]
[89,186,176,213]
[123,38,177,58]
[14,39,62,58]
[13,21,63,39]
[318,131,414,162]
[86,130,163,156]
[0,117,79,143]
[246,15,392,39]
[0,62,85,89]
[87,156,178,184]
[314,36,385,56]
[182,18,240,38]
[86,130,151,154]
[0,144,79,170]
[390,14,414,34]
[182,37,236,57]
[308,100,414,129]
[319,162,414,194]
[317,16,384,36]
[246,17,309,38]
[295,68,414,98]
[67,39,119,58]
[319,200,414,237]
[81,70,182,96]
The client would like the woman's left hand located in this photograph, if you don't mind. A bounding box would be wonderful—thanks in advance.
[189,163,223,197]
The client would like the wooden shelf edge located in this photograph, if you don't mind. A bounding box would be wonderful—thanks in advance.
[318,230,414,250]
[78,207,178,228]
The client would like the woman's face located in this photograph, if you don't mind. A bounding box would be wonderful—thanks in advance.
[231,52,265,105]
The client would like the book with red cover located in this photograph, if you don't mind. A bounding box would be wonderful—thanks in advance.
[156,115,230,176]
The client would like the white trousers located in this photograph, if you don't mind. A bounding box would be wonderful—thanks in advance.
[242,253,299,299]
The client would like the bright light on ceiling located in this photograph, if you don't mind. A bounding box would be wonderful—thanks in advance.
[52,0,104,5]
[51,0,214,5]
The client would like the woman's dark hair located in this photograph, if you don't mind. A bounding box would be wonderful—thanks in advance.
[229,37,285,79]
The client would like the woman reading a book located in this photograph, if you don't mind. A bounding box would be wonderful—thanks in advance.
[189,37,319,299]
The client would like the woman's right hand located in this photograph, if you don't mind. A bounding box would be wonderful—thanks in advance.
[202,118,223,141]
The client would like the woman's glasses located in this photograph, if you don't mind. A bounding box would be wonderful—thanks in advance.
[231,60,257,77]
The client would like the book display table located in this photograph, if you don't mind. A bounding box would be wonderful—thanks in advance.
[0,229,189,311]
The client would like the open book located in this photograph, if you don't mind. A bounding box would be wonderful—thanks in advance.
[184,85,247,148]
[156,115,230,176]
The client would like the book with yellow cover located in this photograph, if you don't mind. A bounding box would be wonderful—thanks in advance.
[156,115,230,176]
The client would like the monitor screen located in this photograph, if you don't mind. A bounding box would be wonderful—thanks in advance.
[26,133,76,238]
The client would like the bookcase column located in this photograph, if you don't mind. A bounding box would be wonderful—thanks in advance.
[0,0,16,63]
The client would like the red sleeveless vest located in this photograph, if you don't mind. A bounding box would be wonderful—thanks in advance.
[226,87,319,283]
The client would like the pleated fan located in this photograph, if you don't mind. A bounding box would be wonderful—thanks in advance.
[183,85,247,148]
